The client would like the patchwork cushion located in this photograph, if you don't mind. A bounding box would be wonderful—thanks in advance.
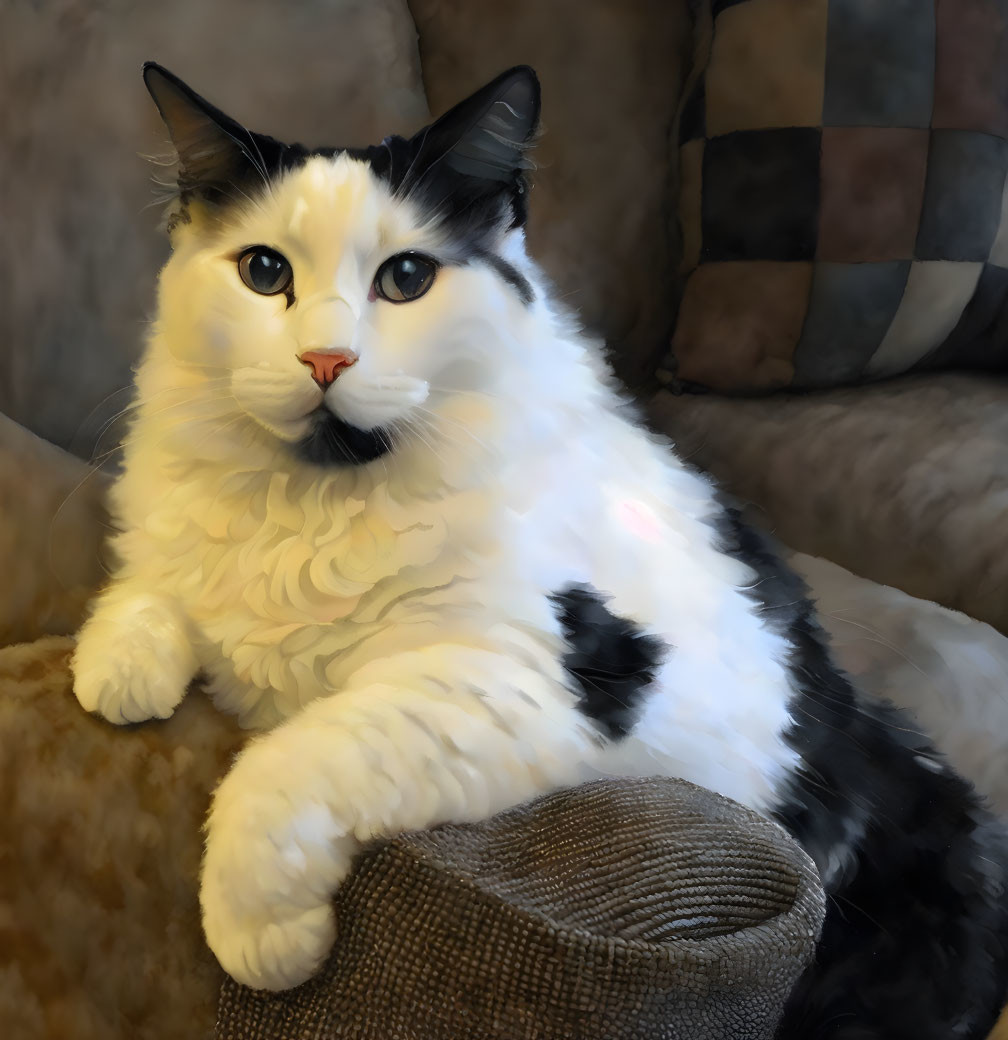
[666,0,1008,392]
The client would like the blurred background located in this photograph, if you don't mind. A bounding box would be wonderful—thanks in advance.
[0,0,689,456]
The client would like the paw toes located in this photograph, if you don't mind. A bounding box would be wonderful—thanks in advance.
[208,903,336,991]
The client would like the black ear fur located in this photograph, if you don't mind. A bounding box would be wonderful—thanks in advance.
[141,62,541,233]
[404,66,541,230]
[142,62,287,205]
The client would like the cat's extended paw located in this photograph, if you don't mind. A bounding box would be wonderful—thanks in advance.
[72,594,194,724]
[201,773,357,990]
[203,895,337,992]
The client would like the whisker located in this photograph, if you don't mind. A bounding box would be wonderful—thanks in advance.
[412,404,496,458]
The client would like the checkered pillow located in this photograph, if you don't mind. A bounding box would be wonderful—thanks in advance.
[667,0,1008,392]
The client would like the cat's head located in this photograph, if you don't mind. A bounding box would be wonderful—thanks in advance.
[142,63,542,468]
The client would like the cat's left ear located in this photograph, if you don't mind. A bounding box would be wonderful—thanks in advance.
[405,66,541,230]
[142,62,276,205]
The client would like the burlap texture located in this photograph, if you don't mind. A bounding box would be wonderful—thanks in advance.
[216,777,825,1040]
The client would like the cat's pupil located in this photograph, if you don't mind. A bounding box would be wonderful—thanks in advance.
[374,253,437,303]
[255,255,279,279]
[238,247,293,297]
[394,258,421,294]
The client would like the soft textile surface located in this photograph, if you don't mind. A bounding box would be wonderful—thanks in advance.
[649,373,1008,635]
[216,777,824,1040]
[666,0,1008,392]
[409,0,693,387]
[0,413,109,646]
[792,552,1008,817]
[1,0,427,452]
[0,637,244,1040]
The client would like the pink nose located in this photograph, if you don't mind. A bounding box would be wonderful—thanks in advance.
[299,350,357,389]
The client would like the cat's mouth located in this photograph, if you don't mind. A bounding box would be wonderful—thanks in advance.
[294,407,395,468]
[230,366,427,466]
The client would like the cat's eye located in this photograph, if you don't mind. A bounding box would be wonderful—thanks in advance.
[373,253,437,303]
[237,247,294,297]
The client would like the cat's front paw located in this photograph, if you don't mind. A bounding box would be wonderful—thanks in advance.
[203,894,337,992]
[73,594,195,724]
[201,771,357,990]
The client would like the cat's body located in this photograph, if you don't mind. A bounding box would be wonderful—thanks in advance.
[73,65,1008,1036]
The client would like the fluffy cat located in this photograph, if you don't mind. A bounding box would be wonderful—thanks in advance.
[72,63,1008,1036]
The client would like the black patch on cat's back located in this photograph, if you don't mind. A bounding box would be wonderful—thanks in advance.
[711,502,1008,1038]
[295,409,393,468]
[550,583,666,739]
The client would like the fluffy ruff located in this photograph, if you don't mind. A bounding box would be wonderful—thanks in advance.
[68,75,1008,1032]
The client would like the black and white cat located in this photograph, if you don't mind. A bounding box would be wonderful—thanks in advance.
[72,64,1008,1036]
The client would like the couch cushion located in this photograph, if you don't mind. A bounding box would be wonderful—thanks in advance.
[791,551,1008,818]
[649,373,1008,634]
[217,777,823,1040]
[665,0,1008,392]
[0,413,109,646]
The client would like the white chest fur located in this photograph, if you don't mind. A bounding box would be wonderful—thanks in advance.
[109,397,801,810]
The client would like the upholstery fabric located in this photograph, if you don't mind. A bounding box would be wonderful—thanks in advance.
[791,551,1008,818]
[667,0,1008,392]
[0,412,109,646]
[649,373,1008,635]
[216,778,824,1040]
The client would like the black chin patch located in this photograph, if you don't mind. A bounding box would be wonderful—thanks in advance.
[550,583,666,739]
[294,409,393,468]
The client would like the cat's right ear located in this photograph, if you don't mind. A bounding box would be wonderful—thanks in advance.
[142,62,268,202]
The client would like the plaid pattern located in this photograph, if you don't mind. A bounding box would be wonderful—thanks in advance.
[668,0,1008,392]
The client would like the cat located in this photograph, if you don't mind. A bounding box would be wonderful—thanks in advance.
[72,62,1008,1037]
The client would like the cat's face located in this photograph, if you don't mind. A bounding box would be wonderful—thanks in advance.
[144,64,540,467]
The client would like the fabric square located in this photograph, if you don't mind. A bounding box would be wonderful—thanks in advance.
[916,130,1008,261]
[934,0,1008,136]
[823,0,935,128]
[701,129,821,262]
[818,128,929,262]
[916,264,1008,370]
[712,0,753,15]
[705,0,828,135]
[678,79,706,145]
[866,261,983,376]
[678,140,705,274]
[987,174,1008,267]
[673,261,813,391]
[667,0,1008,392]
[793,262,911,385]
